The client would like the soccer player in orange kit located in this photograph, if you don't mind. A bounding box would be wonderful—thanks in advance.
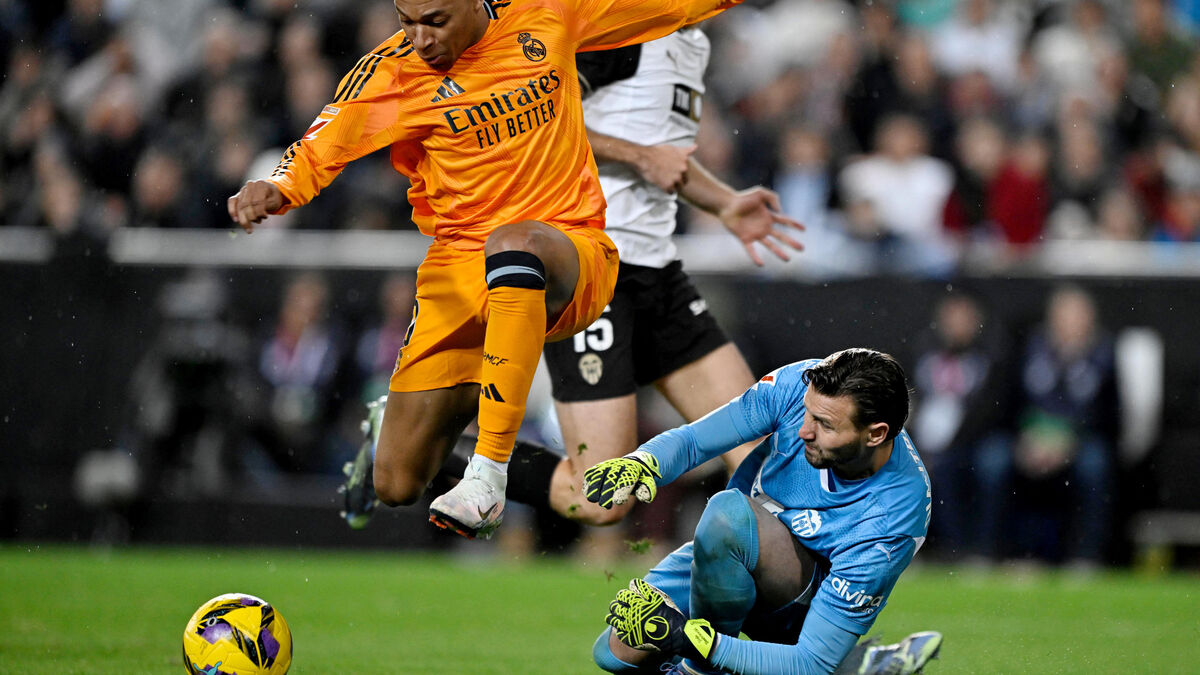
[227,0,745,539]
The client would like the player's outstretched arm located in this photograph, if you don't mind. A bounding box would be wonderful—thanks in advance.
[585,128,695,193]
[227,180,285,233]
[572,0,745,53]
[679,157,804,266]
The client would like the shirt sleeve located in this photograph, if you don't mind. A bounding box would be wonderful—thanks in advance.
[266,42,415,214]
[564,0,742,52]
[639,366,797,483]
[709,611,859,675]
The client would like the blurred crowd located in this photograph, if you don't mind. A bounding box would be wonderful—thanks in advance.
[3,0,1200,276]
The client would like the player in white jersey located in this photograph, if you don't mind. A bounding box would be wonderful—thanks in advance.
[541,29,805,526]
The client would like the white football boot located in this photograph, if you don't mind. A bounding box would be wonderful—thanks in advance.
[428,455,506,539]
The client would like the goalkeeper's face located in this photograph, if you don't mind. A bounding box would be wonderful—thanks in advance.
[798,390,887,477]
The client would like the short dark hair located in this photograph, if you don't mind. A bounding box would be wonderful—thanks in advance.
[802,348,910,441]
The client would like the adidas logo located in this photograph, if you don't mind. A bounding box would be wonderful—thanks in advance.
[431,76,466,102]
[480,383,505,402]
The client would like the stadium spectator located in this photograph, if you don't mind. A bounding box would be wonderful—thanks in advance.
[1048,114,1116,225]
[1093,187,1149,241]
[942,115,1007,242]
[162,9,257,131]
[190,126,265,229]
[128,145,197,229]
[1092,44,1159,157]
[909,291,1013,560]
[774,124,873,277]
[1029,0,1121,96]
[1127,0,1197,95]
[46,0,113,68]
[251,272,350,474]
[838,113,957,275]
[1150,168,1200,242]
[928,0,1021,94]
[70,65,148,198]
[354,272,417,402]
[124,270,255,496]
[842,0,902,154]
[587,349,941,675]
[890,32,956,160]
[975,285,1118,566]
[986,129,1052,250]
[0,45,59,214]
[1163,58,1200,151]
[276,13,325,76]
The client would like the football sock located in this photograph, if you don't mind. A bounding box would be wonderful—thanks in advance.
[474,250,547,465]
[444,435,560,510]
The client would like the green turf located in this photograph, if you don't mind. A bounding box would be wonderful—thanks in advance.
[1,545,1197,674]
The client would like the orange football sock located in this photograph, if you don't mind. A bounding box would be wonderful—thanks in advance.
[475,251,547,464]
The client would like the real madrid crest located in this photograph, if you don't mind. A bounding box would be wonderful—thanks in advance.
[517,32,547,62]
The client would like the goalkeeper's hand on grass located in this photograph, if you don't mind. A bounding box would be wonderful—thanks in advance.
[584,450,662,509]
[606,578,718,663]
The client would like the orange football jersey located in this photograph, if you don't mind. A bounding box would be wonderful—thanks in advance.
[266,0,739,249]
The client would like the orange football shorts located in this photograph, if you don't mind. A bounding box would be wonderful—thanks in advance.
[389,224,618,392]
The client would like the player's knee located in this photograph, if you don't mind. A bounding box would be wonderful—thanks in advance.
[693,489,756,568]
[373,462,425,506]
[484,221,551,258]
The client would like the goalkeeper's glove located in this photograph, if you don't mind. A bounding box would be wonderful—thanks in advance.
[583,450,662,509]
[605,578,719,664]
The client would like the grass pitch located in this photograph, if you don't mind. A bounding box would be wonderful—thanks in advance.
[0,544,1197,674]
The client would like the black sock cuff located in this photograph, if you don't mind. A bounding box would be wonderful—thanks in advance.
[505,439,561,510]
[485,250,546,290]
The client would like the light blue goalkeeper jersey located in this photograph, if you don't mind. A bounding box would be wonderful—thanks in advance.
[638,358,932,671]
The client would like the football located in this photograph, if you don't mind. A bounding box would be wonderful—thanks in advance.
[182,593,292,675]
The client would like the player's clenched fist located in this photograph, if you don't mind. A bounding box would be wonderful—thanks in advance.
[583,450,661,509]
[227,179,285,232]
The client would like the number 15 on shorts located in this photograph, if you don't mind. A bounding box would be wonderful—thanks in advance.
[573,305,613,353]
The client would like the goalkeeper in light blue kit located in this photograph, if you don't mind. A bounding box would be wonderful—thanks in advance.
[586,348,942,675]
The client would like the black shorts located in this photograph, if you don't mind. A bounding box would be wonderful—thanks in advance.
[544,260,729,402]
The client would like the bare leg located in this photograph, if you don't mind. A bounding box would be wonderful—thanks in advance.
[373,385,480,506]
[550,344,759,524]
[747,497,814,610]
[656,343,761,474]
[550,394,640,525]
